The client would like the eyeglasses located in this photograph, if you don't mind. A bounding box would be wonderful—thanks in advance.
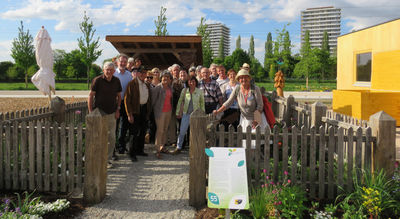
[147,76,153,79]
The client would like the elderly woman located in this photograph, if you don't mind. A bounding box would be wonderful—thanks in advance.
[220,69,240,130]
[173,76,205,154]
[214,69,267,147]
[151,71,173,158]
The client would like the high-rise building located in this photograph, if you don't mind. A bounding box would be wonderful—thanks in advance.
[301,6,341,53]
[206,23,230,58]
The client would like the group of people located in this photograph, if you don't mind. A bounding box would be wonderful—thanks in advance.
[88,54,267,167]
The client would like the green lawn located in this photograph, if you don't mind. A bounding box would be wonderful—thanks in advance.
[256,81,336,92]
[0,82,89,90]
[0,80,337,91]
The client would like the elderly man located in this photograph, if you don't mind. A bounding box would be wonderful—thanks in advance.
[88,62,122,168]
[216,65,229,87]
[199,67,223,114]
[124,68,152,162]
[127,57,135,72]
[167,64,184,146]
[209,63,218,80]
[114,55,133,155]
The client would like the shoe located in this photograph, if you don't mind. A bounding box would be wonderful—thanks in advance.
[137,152,148,156]
[130,156,138,162]
[171,148,181,155]
[107,161,113,168]
[118,147,126,154]
[112,155,118,161]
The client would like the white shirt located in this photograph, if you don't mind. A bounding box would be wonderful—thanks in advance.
[138,79,149,105]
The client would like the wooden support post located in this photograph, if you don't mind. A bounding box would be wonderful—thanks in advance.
[50,96,65,123]
[83,108,108,204]
[369,111,396,176]
[284,95,295,127]
[271,91,278,117]
[311,101,327,128]
[189,109,207,208]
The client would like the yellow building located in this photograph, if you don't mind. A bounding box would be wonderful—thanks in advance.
[333,18,400,125]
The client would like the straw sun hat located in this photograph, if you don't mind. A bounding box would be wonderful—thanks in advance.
[235,69,251,80]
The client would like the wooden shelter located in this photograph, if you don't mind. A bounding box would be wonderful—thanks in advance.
[105,35,203,70]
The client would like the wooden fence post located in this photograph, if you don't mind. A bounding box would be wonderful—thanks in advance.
[50,97,65,123]
[311,101,327,128]
[84,108,108,204]
[189,109,207,208]
[284,95,295,126]
[271,91,278,117]
[369,111,396,176]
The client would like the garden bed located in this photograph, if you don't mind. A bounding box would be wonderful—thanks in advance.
[0,190,86,218]
[0,97,86,113]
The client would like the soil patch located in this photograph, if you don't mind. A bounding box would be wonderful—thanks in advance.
[0,97,87,113]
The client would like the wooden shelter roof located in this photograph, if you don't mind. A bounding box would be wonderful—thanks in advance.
[105,35,203,70]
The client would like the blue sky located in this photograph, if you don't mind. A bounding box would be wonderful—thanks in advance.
[0,0,399,66]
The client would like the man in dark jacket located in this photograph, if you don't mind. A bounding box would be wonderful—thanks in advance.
[124,68,152,162]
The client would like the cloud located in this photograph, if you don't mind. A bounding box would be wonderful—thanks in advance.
[0,40,13,63]
[2,0,399,33]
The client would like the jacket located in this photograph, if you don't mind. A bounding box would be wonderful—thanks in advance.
[124,78,152,119]
[151,83,173,119]
[176,87,205,116]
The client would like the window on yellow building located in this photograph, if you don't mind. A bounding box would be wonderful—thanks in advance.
[356,52,371,82]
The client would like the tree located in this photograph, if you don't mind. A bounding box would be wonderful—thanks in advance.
[264,32,274,79]
[294,30,312,88]
[154,6,168,36]
[6,65,24,80]
[78,11,102,88]
[53,49,67,79]
[218,36,225,60]
[63,49,86,79]
[197,17,213,67]
[236,35,241,50]
[10,21,35,88]
[223,48,250,72]
[322,31,330,52]
[248,35,255,58]
[319,31,331,80]
[0,61,14,80]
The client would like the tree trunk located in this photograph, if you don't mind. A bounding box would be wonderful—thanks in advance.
[87,65,90,89]
[25,71,28,89]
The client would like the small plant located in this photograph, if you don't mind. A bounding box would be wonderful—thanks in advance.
[249,169,307,218]
[0,191,70,218]
[337,168,399,218]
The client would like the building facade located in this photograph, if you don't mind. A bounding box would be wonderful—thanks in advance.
[206,23,230,58]
[333,18,400,125]
[301,6,341,53]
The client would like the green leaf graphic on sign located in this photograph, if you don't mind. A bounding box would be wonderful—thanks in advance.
[208,192,219,205]
[205,148,214,157]
[238,160,245,167]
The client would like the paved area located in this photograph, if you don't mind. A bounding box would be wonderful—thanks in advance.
[77,145,196,219]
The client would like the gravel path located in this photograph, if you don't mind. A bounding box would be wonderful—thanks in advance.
[77,145,196,219]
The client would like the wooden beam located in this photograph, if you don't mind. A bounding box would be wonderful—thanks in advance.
[152,43,167,65]
[106,35,202,43]
[117,48,197,53]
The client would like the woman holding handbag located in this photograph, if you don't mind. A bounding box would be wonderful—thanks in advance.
[151,71,173,158]
[173,76,205,154]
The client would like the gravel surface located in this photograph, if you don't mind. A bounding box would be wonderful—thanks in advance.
[77,145,196,219]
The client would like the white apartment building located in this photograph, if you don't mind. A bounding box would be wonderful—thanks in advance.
[301,6,341,53]
[205,23,230,58]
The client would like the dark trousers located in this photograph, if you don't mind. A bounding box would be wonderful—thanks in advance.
[117,101,130,151]
[147,112,156,143]
[129,104,148,157]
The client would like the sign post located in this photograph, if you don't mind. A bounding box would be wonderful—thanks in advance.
[206,147,249,214]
